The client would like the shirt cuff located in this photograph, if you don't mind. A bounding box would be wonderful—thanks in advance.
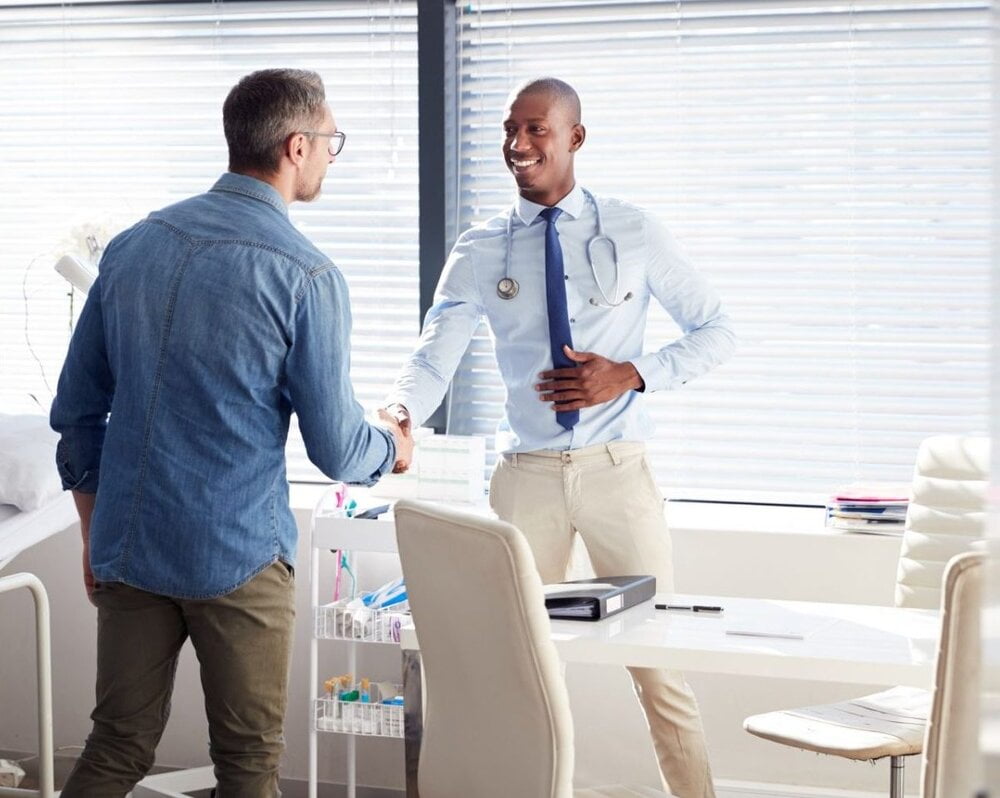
[55,434,103,493]
[344,434,396,487]
[631,354,686,394]
[384,394,425,429]
[355,425,397,488]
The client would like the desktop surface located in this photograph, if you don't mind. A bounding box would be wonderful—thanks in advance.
[401,593,939,688]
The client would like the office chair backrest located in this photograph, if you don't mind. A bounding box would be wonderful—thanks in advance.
[895,436,988,609]
[920,550,985,798]
[394,500,575,798]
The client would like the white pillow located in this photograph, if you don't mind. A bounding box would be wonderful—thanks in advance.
[0,414,62,511]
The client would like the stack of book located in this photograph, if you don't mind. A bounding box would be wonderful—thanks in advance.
[825,484,910,534]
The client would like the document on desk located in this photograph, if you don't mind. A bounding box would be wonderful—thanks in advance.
[543,575,655,621]
[725,616,837,641]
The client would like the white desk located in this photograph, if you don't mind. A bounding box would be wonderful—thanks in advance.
[399,591,939,797]
[547,593,937,687]
[317,505,940,687]
[300,506,944,797]
[402,592,939,686]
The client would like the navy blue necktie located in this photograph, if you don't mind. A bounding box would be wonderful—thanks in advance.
[540,206,579,430]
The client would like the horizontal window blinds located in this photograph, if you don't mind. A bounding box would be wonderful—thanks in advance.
[0,0,419,482]
[449,0,991,502]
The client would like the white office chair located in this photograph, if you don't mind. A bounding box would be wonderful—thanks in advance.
[743,435,988,798]
[920,550,985,798]
[393,499,676,798]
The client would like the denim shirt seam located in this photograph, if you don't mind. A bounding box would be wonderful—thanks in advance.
[147,218,196,243]
[270,482,279,553]
[295,263,337,303]
[210,183,288,217]
[198,238,325,275]
[119,241,196,577]
[149,218,323,278]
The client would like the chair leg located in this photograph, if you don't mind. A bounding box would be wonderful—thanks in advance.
[403,649,423,798]
[889,755,905,798]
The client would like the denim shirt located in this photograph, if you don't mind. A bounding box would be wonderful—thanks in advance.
[50,173,396,599]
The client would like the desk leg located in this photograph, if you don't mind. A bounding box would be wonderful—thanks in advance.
[402,649,422,798]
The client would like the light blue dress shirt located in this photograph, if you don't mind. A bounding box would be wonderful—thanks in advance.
[390,183,736,453]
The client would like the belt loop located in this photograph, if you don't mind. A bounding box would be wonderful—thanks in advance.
[606,443,622,466]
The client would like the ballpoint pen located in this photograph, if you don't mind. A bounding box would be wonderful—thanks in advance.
[655,604,724,613]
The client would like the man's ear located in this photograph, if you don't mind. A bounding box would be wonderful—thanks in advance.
[285,132,308,167]
[570,123,586,152]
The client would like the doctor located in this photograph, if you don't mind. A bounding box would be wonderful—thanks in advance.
[386,77,734,798]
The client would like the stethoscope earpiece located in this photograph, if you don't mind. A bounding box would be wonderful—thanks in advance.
[589,291,633,308]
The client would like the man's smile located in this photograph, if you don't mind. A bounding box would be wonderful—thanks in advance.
[509,156,541,173]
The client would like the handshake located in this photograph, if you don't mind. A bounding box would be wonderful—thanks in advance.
[376,403,414,474]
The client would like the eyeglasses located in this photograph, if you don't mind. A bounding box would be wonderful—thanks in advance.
[300,130,346,157]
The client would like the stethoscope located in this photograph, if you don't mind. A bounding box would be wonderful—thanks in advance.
[497,189,634,308]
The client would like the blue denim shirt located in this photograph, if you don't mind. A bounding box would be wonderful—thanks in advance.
[50,173,396,599]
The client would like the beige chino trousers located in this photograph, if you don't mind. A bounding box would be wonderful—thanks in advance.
[489,441,715,798]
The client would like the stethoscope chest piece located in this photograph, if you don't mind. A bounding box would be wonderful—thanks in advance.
[499,189,628,307]
[497,276,519,300]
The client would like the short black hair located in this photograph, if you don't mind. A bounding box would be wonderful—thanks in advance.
[511,77,582,123]
[223,69,327,174]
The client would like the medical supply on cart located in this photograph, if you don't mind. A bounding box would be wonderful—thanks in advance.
[315,577,410,643]
[316,674,404,736]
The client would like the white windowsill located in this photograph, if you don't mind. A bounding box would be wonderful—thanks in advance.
[666,501,833,537]
[289,483,895,542]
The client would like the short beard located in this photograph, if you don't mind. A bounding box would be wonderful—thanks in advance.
[296,176,322,203]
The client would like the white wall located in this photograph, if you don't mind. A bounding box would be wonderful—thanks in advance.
[0,496,913,794]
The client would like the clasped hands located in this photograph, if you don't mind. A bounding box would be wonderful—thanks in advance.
[377,405,413,474]
[379,346,640,475]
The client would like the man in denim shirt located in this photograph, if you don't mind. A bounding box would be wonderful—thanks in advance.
[50,69,410,796]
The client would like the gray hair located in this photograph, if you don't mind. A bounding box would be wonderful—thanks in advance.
[223,69,327,174]
[510,77,582,123]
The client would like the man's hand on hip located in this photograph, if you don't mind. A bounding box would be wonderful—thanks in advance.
[378,405,413,473]
[535,345,645,411]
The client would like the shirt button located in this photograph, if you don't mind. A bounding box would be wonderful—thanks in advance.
[564,275,569,280]
[570,318,576,323]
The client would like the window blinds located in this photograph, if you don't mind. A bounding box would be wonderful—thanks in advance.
[0,0,420,481]
[448,0,992,502]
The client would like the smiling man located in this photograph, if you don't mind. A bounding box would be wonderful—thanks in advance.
[385,77,734,797]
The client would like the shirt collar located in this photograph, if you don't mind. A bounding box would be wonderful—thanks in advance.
[210,172,289,218]
[514,183,586,227]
